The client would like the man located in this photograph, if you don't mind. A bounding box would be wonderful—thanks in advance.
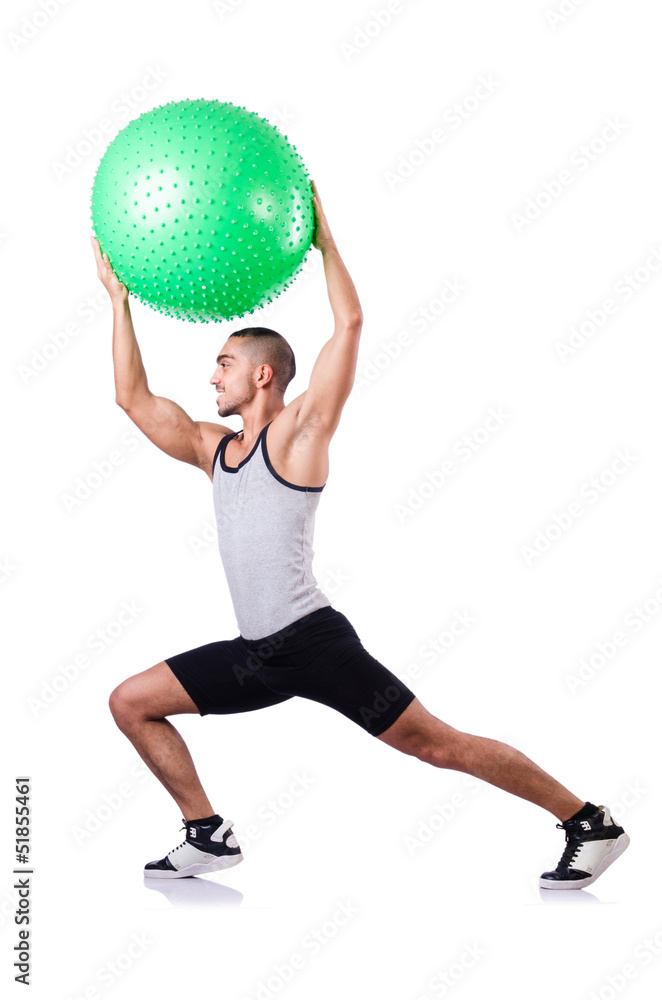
[91,180,629,889]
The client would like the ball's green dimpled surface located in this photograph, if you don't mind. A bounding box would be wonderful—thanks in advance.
[90,99,314,323]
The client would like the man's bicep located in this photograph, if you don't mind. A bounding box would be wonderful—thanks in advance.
[122,394,213,469]
[298,322,362,431]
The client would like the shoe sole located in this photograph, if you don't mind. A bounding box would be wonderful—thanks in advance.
[539,832,630,889]
[144,852,244,879]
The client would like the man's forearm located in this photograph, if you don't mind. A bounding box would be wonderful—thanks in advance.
[320,243,362,328]
[112,299,150,405]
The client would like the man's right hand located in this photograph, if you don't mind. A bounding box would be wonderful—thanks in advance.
[311,180,336,254]
[90,235,129,306]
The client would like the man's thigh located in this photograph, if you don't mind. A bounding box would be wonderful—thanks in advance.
[162,636,293,718]
[259,609,417,737]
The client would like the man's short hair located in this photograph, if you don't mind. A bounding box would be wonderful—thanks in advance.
[229,327,296,393]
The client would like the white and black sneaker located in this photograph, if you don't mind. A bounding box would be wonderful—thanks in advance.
[540,804,630,889]
[144,814,243,879]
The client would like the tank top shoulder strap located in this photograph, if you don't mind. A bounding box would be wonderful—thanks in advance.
[213,428,241,473]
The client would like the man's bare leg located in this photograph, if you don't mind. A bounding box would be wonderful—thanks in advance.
[377,698,585,822]
[109,661,215,821]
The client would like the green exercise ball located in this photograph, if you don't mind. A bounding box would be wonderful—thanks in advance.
[90,99,314,322]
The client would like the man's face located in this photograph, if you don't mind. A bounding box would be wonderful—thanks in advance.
[209,339,256,417]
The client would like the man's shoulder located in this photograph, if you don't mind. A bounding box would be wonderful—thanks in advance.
[198,421,235,472]
[199,420,235,439]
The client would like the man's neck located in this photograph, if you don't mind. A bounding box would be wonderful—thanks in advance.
[236,405,284,444]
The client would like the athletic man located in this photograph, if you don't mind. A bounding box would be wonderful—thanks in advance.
[91,180,629,889]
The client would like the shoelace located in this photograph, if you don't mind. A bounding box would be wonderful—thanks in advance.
[555,822,584,870]
[168,821,189,856]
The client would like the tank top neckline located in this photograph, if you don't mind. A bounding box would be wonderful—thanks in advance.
[220,420,273,473]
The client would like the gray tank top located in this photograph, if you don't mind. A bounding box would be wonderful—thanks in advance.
[212,420,331,639]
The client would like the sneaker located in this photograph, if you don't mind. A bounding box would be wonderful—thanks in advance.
[144,815,243,879]
[539,804,630,889]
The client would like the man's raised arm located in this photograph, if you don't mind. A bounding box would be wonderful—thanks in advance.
[297,181,363,435]
[90,236,217,474]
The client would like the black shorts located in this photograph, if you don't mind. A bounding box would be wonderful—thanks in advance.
[164,605,417,737]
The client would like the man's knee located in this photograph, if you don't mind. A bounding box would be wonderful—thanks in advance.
[108,681,129,723]
[383,726,459,768]
[108,677,143,727]
[109,661,199,724]
[416,739,461,770]
[379,702,463,768]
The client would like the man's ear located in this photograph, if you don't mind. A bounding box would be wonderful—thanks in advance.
[258,364,274,387]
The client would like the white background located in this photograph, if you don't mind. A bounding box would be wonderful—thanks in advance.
[2,0,661,998]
